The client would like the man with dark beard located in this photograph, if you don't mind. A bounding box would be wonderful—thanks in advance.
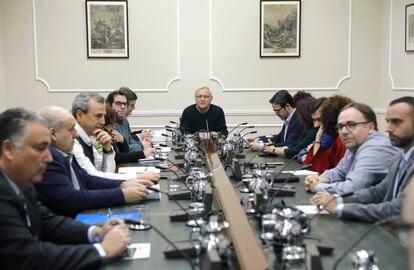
[310,96,414,222]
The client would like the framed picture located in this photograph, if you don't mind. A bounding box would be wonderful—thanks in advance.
[406,3,414,52]
[86,0,129,58]
[260,0,301,57]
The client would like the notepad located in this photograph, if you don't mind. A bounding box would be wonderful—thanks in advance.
[118,166,161,174]
[281,170,319,176]
[124,243,151,260]
[295,205,329,215]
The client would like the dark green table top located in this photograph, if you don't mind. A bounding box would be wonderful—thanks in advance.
[101,150,408,270]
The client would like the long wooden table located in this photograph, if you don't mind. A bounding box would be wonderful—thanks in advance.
[101,146,408,270]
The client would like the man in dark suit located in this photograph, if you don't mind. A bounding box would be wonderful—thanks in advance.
[248,90,302,151]
[34,106,149,217]
[0,108,132,270]
[310,96,414,222]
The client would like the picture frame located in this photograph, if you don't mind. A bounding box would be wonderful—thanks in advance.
[260,0,301,57]
[406,3,414,52]
[85,0,129,58]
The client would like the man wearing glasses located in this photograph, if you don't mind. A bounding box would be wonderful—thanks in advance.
[180,86,228,138]
[310,97,414,222]
[248,90,302,152]
[304,102,398,194]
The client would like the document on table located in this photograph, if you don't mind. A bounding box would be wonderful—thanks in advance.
[118,166,161,174]
[124,243,151,260]
[281,170,318,176]
[152,129,167,143]
[295,205,329,215]
[146,184,161,200]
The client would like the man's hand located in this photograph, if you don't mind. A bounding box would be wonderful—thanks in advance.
[120,180,149,203]
[264,145,275,154]
[111,130,124,143]
[100,223,132,259]
[310,192,337,214]
[245,136,257,143]
[211,131,219,139]
[304,174,324,193]
[249,141,260,151]
[122,186,148,204]
[137,172,160,182]
[141,137,152,150]
[100,218,125,238]
[144,147,154,157]
[94,129,113,152]
[139,129,153,142]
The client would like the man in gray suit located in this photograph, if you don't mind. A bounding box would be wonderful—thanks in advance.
[310,96,414,222]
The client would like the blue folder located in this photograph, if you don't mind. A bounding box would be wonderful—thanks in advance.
[75,212,141,225]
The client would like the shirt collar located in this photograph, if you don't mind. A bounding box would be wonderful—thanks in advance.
[402,145,414,162]
[1,171,22,197]
[75,123,93,146]
[285,108,296,123]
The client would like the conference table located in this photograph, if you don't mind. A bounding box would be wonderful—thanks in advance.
[102,144,408,270]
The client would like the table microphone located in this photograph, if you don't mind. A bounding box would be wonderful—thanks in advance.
[237,125,255,134]
[169,120,180,125]
[123,218,195,270]
[332,215,398,270]
[266,154,303,203]
[227,122,248,136]
[267,163,312,205]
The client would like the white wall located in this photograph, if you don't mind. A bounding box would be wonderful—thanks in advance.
[0,0,412,134]
[0,3,6,111]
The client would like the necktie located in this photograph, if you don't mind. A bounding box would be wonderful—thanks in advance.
[67,155,81,190]
[392,157,407,198]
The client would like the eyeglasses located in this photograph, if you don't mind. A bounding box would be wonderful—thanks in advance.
[273,107,284,114]
[335,121,370,131]
[114,101,127,107]
[195,95,211,99]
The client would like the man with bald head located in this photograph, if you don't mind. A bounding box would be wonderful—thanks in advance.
[34,106,149,217]
[0,108,132,269]
[180,86,228,138]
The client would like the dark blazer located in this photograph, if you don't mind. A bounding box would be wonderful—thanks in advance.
[342,151,414,222]
[35,146,125,217]
[260,110,302,147]
[0,171,102,270]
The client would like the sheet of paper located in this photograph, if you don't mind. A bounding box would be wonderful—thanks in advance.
[146,184,161,200]
[282,170,318,176]
[295,205,329,215]
[152,129,167,143]
[118,166,160,174]
[124,243,151,260]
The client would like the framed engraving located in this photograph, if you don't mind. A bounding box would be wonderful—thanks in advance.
[86,0,129,58]
[406,3,414,52]
[260,0,301,57]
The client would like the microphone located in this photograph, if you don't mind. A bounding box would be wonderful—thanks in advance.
[147,187,192,216]
[267,163,312,205]
[227,122,248,136]
[260,154,305,208]
[169,120,180,125]
[123,218,195,270]
[237,125,254,134]
[332,215,397,270]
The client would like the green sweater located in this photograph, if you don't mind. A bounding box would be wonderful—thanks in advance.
[284,127,318,159]
[115,117,144,152]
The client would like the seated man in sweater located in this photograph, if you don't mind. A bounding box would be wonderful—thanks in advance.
[304,102,398,194]
[180,86,228,138]
[35,106,149,217]
[71,92,158,182]
[0,108,132,269]
[310,97,414,222]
